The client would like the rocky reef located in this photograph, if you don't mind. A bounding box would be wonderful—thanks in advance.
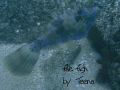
[87,25,120,90]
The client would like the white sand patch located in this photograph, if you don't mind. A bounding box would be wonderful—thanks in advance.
[0,39,110,90]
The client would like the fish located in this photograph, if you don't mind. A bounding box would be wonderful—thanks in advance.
[3,6,100,76]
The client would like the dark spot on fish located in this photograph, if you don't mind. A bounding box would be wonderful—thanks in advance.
[74,9,83,22]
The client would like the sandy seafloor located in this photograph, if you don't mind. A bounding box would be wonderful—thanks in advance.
[0,37,111,90]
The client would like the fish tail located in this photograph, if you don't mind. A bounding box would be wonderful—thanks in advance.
[3,44,40,76]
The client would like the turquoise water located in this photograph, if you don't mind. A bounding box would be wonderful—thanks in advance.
[0,0,120,90]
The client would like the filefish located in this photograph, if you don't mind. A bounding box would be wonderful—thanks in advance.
[30,6,100,52]
[3,6,100,76]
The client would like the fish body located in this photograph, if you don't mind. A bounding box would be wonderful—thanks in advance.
[30,6,100,53]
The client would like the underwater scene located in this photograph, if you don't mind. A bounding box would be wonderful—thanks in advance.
[0,0,120,90]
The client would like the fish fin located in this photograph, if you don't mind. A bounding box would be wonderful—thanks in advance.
[3,44,39,76]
